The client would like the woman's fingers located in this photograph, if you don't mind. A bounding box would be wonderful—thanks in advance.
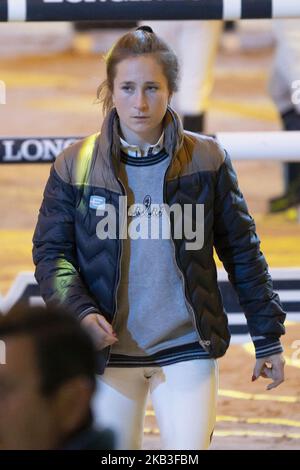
[252,354,285,390]
[261,365,273,379]
[81,313,118,350]
[96,314,116,336]
[94,333,118,350]
[266,361,285,390]
[89,323,118,350]
[253,358,265,380]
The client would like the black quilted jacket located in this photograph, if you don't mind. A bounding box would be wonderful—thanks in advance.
[33,107,285,374]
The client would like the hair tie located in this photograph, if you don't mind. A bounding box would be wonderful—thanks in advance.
[136,25,154,34]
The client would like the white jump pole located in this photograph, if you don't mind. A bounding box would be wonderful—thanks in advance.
[2,0,300,22]
[0,132,300,163]
[216,131,300,161]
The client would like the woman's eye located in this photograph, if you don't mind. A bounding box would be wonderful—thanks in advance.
[120,85,158,92]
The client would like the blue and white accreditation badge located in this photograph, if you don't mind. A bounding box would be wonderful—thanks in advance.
[89,195,106,210]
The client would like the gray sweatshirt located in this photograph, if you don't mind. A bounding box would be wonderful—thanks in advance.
[109,146,208,365]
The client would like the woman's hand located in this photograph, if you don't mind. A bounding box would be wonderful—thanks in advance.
[81,313,118,350]
[252,353,285,390]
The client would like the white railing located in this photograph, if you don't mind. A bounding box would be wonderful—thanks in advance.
[1,0,300,22]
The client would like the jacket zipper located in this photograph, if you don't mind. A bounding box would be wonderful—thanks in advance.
[105,177,127,366]
[163,160,211,353]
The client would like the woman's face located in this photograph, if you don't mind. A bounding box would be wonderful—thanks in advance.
[112,54,171,145]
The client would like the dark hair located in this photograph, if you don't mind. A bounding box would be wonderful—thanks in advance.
[136,25,153,34]
[0,305,96,396]
[97,25,179,115]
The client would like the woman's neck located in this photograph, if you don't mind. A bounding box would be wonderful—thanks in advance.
[119,123,163,151]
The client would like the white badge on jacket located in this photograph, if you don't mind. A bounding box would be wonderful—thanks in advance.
[89,196,106,210]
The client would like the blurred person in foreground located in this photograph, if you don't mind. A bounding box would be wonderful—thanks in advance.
[0,305,115,450]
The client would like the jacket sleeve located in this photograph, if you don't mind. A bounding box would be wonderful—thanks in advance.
[213,149,286,358]
[32,162,99,321]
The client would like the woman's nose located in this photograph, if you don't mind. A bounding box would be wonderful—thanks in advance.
[134,91,147,109]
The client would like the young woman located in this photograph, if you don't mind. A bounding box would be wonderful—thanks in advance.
[33,26,286,450]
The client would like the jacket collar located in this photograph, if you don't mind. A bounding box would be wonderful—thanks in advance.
[98,105,184,177]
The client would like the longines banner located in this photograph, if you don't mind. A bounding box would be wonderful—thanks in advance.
[0,0,289,23]
[0,0,223,22]
[1,271,299,339]
[0,137,80,163]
